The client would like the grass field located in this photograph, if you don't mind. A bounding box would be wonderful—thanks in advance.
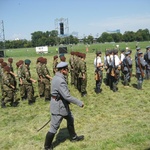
[0,42,150,150]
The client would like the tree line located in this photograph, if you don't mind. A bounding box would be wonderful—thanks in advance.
[0,28,149,49]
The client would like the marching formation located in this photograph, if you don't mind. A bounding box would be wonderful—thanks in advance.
[0,46,150,108]
[94,46,150,93]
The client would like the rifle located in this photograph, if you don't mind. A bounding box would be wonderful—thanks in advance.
[138,57,144,77]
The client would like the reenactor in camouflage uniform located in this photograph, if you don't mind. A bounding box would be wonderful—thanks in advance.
[1,66,19,108]
[41,58,52,101]
[52,55,58,75]
[74,52,80,89]
[16,60,27,100]
[69,51,75,85]
[60,56,69,84]
[21,59,37,105]
[78,53,87,97]
[144,46,150,80]
[8,58,17,89]
[36,57,44,98]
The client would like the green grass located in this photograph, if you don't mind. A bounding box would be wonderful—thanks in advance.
[0,42,150,150]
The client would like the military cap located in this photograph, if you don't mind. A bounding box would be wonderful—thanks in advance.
[96,51,101,55]
[53,55,58,60]
[16,62,20,67]
[37,57,43,62]
[146,46,150,50]
[136,47,141,51]
[128,49,132,54]
[16,60,23,67]
[121,49,125,53]
[19,60,24,65]
[1,62,7,68]
[8,58,13,63]
[40,58,46,64]
[57,62,68,69]
[59,53,64,58]
[60,56,66,62]
[113,49,118,54]
[4,66,10,72]
[0,58,4,63]
[138,51,143,55]
[25,59,31,64]
[125,51,130,55]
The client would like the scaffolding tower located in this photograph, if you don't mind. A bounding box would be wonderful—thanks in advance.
[0,20,5,57]
[55,18,69,37]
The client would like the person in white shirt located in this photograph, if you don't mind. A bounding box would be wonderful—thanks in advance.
[94,51,104,94]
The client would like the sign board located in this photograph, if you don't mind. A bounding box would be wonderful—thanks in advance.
[36,46,48,54]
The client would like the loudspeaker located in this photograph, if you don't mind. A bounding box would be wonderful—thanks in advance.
[59,22,64,35]
[0,51,4,57]
[59,47,67,54]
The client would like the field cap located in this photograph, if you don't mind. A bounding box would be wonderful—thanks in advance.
[146,46,150,50]
[57,62,68,69]
[4,66,10,72]
[96,51,101,54]
[138,51,143,55]
[25,59,31,64]
[125,51,130,55]
[136,47,141,51]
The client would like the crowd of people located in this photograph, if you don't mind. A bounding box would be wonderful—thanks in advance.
[94,46,150,93]
[0,45,150,108]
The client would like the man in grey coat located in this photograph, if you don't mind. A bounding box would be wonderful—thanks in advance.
[44,61,84,150]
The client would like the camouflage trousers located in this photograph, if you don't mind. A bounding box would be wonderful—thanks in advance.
[42,78,51,99]
[2,90,16,105]
[22,84,34,102]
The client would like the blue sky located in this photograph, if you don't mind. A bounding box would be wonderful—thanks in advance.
[0,0,150,40]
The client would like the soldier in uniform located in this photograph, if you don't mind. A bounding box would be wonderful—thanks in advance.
[21,59,37,105]
[94,51,104,93]
[41,58,52,101]
[1,66,18,108]
[52,55,58,75]
[36,57,44,98]
[122,51,132,86]
[144,46,150,80]
[69,51,75,85]
[78,53,87,96]
[16,60,27,100]
[44,61,84,150]
[135,51,146,90]
[109,49,121,92]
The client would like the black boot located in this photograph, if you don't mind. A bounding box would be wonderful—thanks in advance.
[71,135,84,142]
[1,101,6,108]
[44,132,55,150]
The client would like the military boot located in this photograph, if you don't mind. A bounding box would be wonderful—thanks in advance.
[1,101,6,108]
[44,132,55,150]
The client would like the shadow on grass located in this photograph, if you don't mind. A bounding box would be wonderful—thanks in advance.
[144,148,150,150]
[132,83,137,89]
[53,128,70,148]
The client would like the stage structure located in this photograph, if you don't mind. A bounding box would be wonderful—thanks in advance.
[55,18,69,54]
[55,18,69,37]
[0,20,5,57]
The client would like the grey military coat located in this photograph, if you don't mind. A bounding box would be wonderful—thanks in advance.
[50,72,83,116]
